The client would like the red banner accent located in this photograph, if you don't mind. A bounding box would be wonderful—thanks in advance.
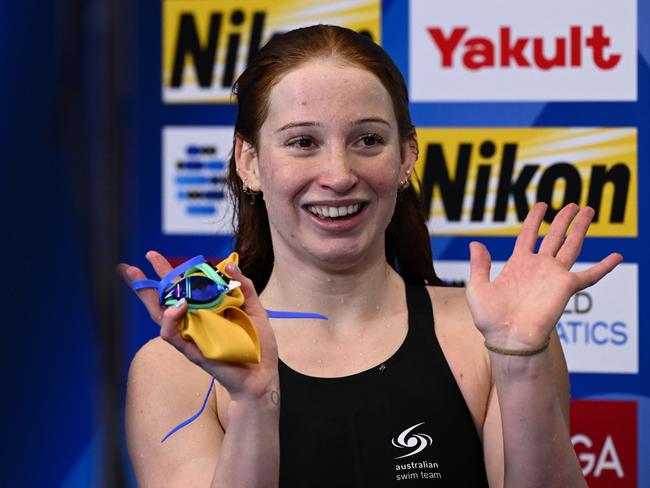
[570,400,637,487]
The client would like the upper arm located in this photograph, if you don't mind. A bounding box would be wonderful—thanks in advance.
[126,337,225,486]
[481,330,570,487]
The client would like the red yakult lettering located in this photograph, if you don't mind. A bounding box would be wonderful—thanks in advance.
[426,26,621,70]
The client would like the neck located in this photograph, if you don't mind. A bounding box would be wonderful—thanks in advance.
[260,247,404,325]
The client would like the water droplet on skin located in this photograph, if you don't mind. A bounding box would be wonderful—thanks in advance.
[340,297,345,303]
[311,337,318,344]
[317,359,323,364]
[385,323,391,328]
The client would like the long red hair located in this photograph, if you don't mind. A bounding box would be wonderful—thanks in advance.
[227,24,441,291]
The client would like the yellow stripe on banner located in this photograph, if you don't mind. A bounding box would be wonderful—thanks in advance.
[162,0,380,103]
[413,128,637,237]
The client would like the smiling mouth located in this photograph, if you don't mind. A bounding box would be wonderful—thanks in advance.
[306,203,364,220]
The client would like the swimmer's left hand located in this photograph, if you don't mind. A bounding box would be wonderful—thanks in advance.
[465,202,623,352]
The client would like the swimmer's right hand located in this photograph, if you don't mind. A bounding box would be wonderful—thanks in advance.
[119,251,279,404]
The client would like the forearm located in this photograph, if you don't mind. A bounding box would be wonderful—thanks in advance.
[211,386,281,488]
[491,351,586,488]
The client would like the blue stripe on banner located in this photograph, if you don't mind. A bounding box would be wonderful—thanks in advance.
[205,161,225,169]
[186,205,215,215]
[176,175,226,185]
[178,161,225,170]
[176,176,211,184]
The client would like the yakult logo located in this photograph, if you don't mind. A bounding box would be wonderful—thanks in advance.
[427,26,620,71]
[409,0,636,101]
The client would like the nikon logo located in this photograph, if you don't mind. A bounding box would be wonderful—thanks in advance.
[162,0,381,103]
[415,128,637,236]
[170,10,270,91]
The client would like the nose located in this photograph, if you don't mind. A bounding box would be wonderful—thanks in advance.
[317,145,358,193]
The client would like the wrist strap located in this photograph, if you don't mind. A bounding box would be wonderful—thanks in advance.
[484,337,551,356]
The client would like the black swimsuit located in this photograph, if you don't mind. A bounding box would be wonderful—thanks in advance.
[278,284,489,487]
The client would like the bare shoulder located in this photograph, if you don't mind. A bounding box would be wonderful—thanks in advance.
[426,285,486,352]
[425,286,492,432]
[126,337,224,486]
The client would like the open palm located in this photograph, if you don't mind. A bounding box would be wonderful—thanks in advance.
[466,203,622,350]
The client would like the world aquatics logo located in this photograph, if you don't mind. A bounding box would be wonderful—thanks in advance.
[392,422,433,459]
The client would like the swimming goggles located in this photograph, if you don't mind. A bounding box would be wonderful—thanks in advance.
[132,255,240,311]
[131,254,328,319]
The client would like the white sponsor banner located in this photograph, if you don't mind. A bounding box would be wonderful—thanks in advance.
[162,126,235,235]
[409,0,637,101]
[434,260,638,373]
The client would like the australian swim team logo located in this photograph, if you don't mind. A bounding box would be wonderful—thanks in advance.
[392,422,433,459]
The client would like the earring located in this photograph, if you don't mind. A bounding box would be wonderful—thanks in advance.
[242,184,260,205]
[238,174,260,205]
[398,169,412,191]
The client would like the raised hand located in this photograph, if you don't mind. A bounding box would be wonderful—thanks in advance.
[466,202,622,351]
[119,251,279,402]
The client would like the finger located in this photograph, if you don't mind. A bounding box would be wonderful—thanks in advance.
[514,202,547,253]
[468,241,491,287]
[538,203,579,256]
[556,207,595,268]
[225,261,267,318]
[573,253,623,289]
[118,263,165,324]
[158,299,206,364]
[146,250,174,279]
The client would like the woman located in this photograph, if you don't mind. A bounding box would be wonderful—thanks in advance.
[122,25,621,487]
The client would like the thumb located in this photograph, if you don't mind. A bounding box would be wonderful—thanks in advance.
[468,241,491,288]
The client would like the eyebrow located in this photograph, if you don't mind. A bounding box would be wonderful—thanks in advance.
[353,117,392,128]
[275,117,391,133]
[275,121,322,133]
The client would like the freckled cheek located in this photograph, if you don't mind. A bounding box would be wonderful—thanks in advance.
[362,169,399,194]
[259,165,312,211]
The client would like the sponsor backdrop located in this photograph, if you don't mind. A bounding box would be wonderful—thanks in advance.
[144,0,649,486]
[9,0,645,486]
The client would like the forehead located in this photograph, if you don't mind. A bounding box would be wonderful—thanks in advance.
[263,59,395,129]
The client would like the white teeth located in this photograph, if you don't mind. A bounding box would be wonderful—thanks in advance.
[308,203,361,218]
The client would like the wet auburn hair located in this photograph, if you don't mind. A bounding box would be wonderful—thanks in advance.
[227,24,441,291]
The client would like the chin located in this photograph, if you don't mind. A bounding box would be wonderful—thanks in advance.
[310,240,378,269]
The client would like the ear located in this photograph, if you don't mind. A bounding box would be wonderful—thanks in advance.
[400,129,418,182]
[234,133,262,191]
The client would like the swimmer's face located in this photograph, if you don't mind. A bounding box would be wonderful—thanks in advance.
[236,58,417,270]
